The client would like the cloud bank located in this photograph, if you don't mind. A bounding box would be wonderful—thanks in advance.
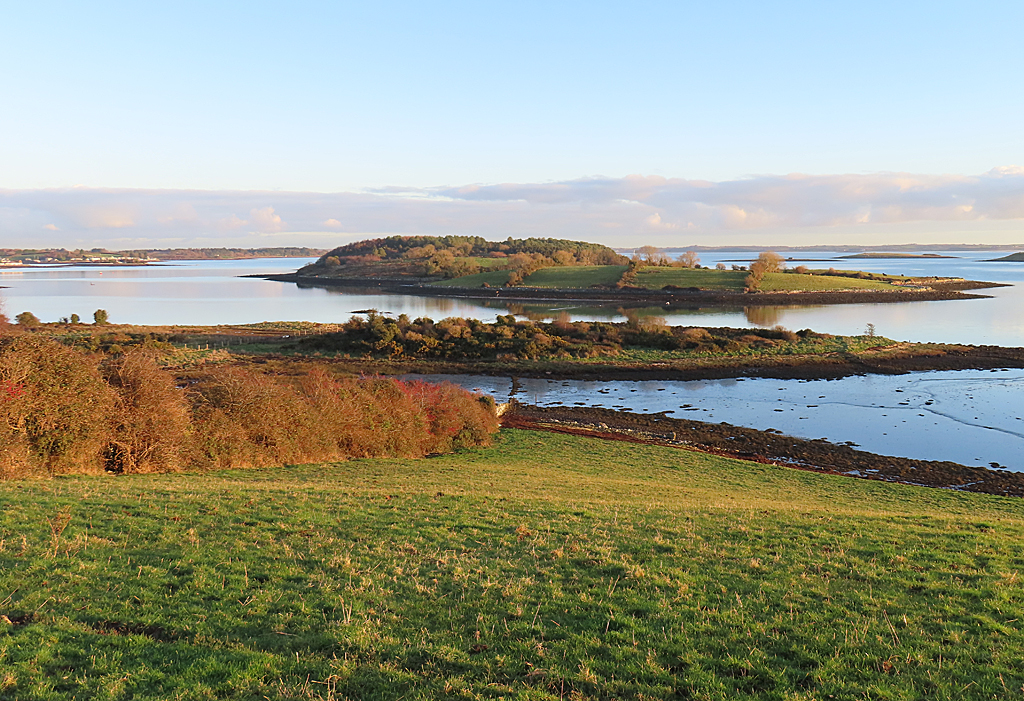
[3,168,1023,248]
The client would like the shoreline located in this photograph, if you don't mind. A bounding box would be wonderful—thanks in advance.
[249,341,1024,383]
[503,404,1024,497]
[256,272,1005,307]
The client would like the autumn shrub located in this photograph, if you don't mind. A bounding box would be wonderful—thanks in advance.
[0,335,115,474]
[0,337,500,478]
[356,378,434,456]
[190,366,331,470]
[299,370,422,458]
[399,380,499,454]
[103,349,192,473]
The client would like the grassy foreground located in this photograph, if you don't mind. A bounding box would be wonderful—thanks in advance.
[1,430,1023,700]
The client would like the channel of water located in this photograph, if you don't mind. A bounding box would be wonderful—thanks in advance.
[405,370,1024,472]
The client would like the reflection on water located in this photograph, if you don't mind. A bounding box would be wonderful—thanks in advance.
[1,250,1023,345]
[406,370,1024,472]
[743,306,785,327]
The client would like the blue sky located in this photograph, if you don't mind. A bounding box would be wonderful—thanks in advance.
[2,1,1023,246]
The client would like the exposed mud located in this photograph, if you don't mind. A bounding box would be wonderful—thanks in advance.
[503,403,1024,497]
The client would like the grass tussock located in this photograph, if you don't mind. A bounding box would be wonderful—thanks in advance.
[0,336,497,477]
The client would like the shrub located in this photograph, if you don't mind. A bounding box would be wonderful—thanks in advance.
[190,366,329,470]
[94,309,110,325]
[0,339,500,479]
[104,349,192,473]
[399,380,499,454]
[0,336,115,474]
[15,312,41,327]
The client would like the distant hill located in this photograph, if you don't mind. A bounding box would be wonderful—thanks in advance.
[118,247,326,260]
[986,252,1024,262]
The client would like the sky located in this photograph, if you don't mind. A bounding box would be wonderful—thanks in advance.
[2,1,1023,248]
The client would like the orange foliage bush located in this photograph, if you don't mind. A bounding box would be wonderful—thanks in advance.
[0,335,115,475]
[0,337,498,478]
[104,349,192,473]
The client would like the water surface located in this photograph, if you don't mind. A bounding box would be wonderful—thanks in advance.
[408,370,1024,471]
[2,250,1023,345]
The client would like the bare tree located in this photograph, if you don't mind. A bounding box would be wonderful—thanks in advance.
[676,251,700,268]
[633,246,669,266]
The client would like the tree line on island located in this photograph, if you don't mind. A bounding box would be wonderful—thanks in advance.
[304,235,630,282]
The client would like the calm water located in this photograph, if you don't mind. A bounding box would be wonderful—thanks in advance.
[407,370,1024,472]
[5,252,1024,468]
[2,250,1023,345]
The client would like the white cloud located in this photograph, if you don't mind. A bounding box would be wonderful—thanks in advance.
[248,206,284,232]
[1,167,1023,248]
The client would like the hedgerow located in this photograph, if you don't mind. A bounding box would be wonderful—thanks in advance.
[0,336,497,478]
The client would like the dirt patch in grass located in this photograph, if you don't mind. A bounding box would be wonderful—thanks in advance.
[504,403,1024,497]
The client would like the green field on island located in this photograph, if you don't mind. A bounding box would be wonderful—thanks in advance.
[432,265,903,292]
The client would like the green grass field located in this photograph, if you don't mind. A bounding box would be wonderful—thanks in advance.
[520,265,628,288]
[632,268,897,292]
[1,430,1022,699]
[434,266,901,293]
[432,269,511,287]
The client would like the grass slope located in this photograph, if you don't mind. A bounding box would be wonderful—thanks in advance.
[633,268,898,292]
[433,266,903,293]
[2,430,1023,699]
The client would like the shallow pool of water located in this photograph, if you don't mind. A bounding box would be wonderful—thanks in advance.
[407,369,1024,471]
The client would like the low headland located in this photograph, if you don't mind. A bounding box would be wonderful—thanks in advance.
[0,246,325,267]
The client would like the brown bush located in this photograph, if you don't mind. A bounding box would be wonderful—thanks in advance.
[399,380,499,454]
[190,366,330,470]
[299,370,423,458]
[0,335,115,474]
[0,338,500,478]
[104,349,192,473]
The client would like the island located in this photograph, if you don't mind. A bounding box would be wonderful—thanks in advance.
[258,235,1005,306]
[987,252,1024,262]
